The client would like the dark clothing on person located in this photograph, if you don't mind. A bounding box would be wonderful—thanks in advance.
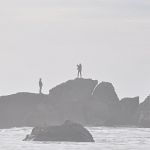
[39,78,43,94]
[77,64,82,78]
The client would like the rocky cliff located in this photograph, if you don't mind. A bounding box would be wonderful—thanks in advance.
[0,78,145,128]
[116,97,139,125]
[138,96,150,127]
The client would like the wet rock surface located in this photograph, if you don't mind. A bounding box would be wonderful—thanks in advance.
[23,120,95,142]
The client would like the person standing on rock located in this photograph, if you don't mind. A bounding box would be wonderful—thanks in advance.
[39,78,43,94]
[77,63,82,78]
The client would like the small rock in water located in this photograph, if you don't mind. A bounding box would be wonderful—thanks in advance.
[23,120,95,142]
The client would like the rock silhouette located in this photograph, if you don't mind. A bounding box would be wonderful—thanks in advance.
[92,82,119,105]
[116,97,139,125]
[138,95,150,127]
[0,78,149,128]
[85,81,120,126]
[23,120,95,142]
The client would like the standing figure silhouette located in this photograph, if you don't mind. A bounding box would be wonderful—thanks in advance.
[39,78,43,94]
[77,64,82,78]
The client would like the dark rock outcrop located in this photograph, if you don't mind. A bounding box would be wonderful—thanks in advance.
[0,78,99,128]
[116,97,139,125]
[138,96,150,127]
[92,82,119,105]
[49,78,98,102]
[0,78,144,128]
[0,93,53,128]
[90,82,120,126]
[47,78,98,124]
[23,120,95,142]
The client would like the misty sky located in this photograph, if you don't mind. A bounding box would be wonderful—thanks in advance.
[0,0,150,102]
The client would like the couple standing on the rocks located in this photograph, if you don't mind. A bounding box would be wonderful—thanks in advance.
[38,64,83,94]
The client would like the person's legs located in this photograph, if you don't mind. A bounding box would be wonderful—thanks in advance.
[80,71,82,78]
[78,70,80,78]
[39,86,42,94]
[78,71,81,78]
[79,71,82,78]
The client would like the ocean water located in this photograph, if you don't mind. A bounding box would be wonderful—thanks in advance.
[0,127,150,150]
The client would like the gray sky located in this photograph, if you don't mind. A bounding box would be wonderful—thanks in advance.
[0,0,150,102]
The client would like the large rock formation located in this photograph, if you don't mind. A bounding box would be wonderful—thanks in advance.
[0,78,144,128]
[23,120,95,142]
[48,78,98,124]
[92,82,119,105]
[138,96,150,127]
[49,78,98,102]
[0,78,99,128]
[116,97,139,125]
[89,82,120,126]
[0,93,57,128]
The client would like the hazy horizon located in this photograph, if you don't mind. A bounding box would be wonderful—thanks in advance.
[0,0,150,102]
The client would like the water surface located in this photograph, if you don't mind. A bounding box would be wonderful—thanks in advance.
[0,127,150,150]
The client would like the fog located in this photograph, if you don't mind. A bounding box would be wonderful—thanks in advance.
[0,0,150,101]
